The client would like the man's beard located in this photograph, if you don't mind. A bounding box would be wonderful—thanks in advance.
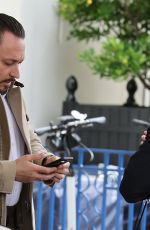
[0,89,8,95]
[0,79,15,95]
[0,87,10,95]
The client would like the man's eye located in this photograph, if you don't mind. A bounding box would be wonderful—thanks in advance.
[5,62,13,66]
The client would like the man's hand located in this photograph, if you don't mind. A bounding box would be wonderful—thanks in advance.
[43,155,70,183]
[140,130,147,145]
[15,153,57,183]
[51,162,70,183]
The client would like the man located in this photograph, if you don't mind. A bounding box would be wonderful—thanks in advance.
[0,13,70,230]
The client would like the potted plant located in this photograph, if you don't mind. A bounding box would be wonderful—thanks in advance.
[59,0,150,105]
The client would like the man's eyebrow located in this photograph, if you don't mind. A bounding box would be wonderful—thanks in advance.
[4,58,24,63]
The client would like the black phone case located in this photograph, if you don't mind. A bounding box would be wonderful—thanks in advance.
[45,158,68,167]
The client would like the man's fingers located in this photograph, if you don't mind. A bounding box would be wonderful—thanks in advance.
[15,154,70,183]
[33,163,57,174]
[144,130,147,135]
[36,173,56,181]
[52,173,65,183]
[15,153,58,183]
[44,155,59,165]
[24,153,45,161]
[58,162,70,169]
[140,130,147,145]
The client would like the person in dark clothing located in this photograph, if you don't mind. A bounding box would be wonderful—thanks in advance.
[120,128,150,203]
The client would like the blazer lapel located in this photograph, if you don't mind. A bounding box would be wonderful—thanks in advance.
[0,97,10,160]
[6,87,30,152]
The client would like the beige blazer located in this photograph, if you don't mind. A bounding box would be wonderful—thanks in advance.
[0,85,52,229]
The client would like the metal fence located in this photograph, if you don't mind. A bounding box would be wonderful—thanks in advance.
[33,148,150,230]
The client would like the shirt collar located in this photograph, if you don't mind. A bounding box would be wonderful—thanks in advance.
[0,93,7,99]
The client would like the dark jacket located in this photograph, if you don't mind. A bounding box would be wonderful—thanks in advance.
[120,133,150,203]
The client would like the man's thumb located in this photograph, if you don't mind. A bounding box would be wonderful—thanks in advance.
[25,153,45,161]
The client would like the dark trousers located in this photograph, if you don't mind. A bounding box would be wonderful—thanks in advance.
[6,184,33,230]
[6,203,33,230]
[6,205,19,230]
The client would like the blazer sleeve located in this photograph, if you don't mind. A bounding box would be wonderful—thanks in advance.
[28,122,54,164]
[22,98,56,186]
[0,160,16,193]
[22,97,54,164]
[28,122,56,187]
[119,140,150,203]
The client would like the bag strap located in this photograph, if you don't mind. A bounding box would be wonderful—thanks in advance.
[134,199,149,230]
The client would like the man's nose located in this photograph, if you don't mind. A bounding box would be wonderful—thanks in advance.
[10,64,20,79]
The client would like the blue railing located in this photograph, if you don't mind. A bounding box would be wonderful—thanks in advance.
[33,148,149,230]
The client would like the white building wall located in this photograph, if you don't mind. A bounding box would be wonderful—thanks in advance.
[0,0,147,131]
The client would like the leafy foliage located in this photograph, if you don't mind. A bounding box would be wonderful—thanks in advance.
[59,0,150,89]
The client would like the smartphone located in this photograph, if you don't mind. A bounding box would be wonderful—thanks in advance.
[45,157,73,167]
